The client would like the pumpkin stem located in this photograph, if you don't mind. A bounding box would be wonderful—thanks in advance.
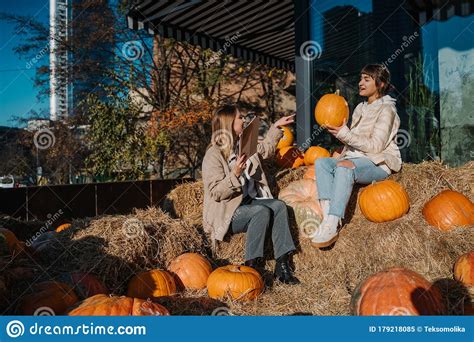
[335,89,340,96]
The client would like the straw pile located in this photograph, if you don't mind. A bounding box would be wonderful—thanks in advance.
[10,160,473,315]
[160,160,474,315]
[40,208,209,294]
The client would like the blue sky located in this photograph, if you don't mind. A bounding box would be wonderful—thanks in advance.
[0,0,49,127]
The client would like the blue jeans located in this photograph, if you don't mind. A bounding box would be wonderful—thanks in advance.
[315,157,389,219]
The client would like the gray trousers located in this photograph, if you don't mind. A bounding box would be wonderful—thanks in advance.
[230,198,296,261]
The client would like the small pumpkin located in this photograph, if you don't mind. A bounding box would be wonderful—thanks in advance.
[68,294,170,316]
[422,190,474,231]
[127,269,176,300]
[303,146,330,166]
[279,179,323,238]
[168,253,212,290]
[276,126,294,150]
[359,180,410,222]
[57,272,109,299]
[207,265,264,301]
[351,267,445,316]
[454,251,474,286]
[276,146,304,169]
[315,90,349,127]
[56,223,72,233]
[19,281,79,315]
[0,228,25,256]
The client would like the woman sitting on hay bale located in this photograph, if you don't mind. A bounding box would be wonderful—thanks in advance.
[202,104,300,285]
[311,64,402,248]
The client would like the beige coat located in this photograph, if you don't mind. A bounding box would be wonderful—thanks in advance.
[336,95,402,174]
[202,124,283,246]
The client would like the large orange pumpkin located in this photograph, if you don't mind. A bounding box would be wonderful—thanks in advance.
[351,267,445,316]
[359,180,410,222]
[57,272,109,299]
[454,251,474,286]
[276,146,304,169]
[168,253,212,290]
[19,281,79,315]
[279,179,323,238]
[56,223,72,233]
[0,228,25,256]
[68,294,170,316]
[127,269,176,300]
[276,126,294,150]
[207,265,264,301]
[315,90,349,127]
[422,190,474,231]
[303,146,330,166]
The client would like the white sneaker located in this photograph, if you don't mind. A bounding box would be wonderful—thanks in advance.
[311,214,341,248]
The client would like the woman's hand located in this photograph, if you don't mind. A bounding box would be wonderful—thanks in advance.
[326,118,347,137]
[274,114,296,128]
[233,154,247,177]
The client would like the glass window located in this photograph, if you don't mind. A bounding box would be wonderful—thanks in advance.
[308,0,473,165]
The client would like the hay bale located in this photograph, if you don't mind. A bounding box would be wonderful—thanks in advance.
[163,160,308,222]
[40,207,209,294]
[32,161,473,316]
[163,181,204,225]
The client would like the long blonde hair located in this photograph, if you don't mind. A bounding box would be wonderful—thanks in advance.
[209,104,240,160]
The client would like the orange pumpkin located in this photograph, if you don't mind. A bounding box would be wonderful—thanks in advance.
[127,269,176,300]
[0,228,25,256]
[359,180,410,222]
[168,253,212,290]
[276,146,304,169]
[279,179,323,238]
[68,294,170,316]
[57,272,109,299]
[19,281,79,315]
[303,146,330,166]
[303,166,316,181]
[207,265,264,301]
[422,190,474,231]
[454,251,474,286]
[351,267,445,315]
[315,90,349,127]
[276,126,294,150]
[56,223,72,233]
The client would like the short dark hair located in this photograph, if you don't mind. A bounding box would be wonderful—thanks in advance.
[361,64,394,96]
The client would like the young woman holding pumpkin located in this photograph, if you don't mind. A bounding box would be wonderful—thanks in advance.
[202,104,300,284]
[310,64,402,248]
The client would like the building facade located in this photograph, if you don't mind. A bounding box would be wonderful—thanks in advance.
[127,0,473,166]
